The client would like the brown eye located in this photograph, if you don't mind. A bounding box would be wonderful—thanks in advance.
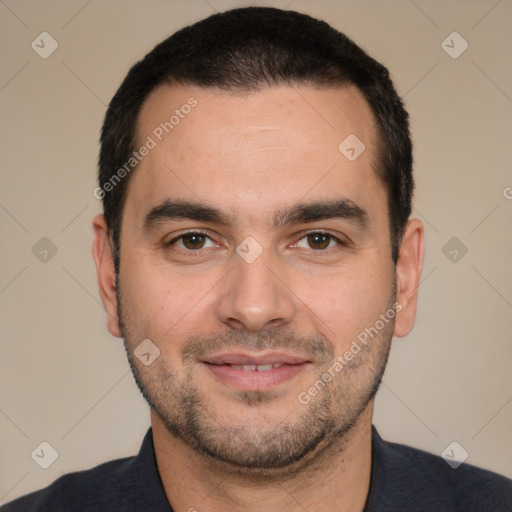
[181,233,207,250]
[167,232,217,251]
[294,232,346,251]
[307,233,333,250]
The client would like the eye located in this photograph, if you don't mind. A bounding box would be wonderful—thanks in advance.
[167,231,219,251]
[295,232,344,250]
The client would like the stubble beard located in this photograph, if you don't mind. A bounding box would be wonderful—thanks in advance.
[116,276,395,477]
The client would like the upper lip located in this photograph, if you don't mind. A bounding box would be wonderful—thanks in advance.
[202,352,310,366]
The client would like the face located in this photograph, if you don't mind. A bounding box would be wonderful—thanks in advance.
[96,83,418,473]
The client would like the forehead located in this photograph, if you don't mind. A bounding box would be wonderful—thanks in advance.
[127,82,385,227]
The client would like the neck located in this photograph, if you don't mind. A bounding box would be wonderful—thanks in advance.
[152,404,373,512]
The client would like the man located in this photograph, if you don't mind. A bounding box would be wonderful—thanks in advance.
[3,6,511,512]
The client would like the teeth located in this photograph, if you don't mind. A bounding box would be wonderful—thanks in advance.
[230,364,255,370]
[230,363,283,371]
[256,364,273,371]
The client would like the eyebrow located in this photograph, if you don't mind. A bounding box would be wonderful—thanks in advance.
[273,199,368,230]
[143,198,369,232]
[143,200,235,232]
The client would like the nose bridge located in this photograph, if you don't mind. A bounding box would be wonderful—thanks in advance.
[215,245,297,332]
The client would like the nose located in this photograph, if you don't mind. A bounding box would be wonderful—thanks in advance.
[215,247,298,332]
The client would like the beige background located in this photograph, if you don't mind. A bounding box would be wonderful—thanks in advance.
[1,0,511,504]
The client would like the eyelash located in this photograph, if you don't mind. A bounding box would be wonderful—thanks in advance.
[165,230,348,253]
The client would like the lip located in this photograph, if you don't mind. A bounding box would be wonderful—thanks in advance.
[203,351,309,366]
[201,351,311,391]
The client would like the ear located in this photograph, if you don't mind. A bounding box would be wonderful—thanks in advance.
[92,214,122,338]
[394,218,424,338]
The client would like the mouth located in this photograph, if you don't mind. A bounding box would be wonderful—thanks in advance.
[223,363,285,371]
[201,352,311,391]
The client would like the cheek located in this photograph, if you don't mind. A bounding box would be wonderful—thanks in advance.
[293,262,393,343]
[120,262,214,341]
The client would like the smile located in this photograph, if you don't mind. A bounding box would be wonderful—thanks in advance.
[228,363,283,371]
[201,353,311,391]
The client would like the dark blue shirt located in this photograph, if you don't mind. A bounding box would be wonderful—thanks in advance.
[2,427,511,511]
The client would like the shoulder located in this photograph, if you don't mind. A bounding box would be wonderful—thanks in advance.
[0,429,171,512]
[1,456,135,512]
[369,427,512,511]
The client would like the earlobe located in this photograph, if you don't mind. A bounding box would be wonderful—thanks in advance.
[393,218,424,339]
[92,214,123,338]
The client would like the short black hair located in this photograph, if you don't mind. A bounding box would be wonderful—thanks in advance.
[98,6,413,266]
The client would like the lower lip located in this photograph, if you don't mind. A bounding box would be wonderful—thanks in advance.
[203,363,309,391]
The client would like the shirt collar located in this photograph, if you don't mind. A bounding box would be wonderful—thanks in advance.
[126,428,174,511]
[138,425,407,511]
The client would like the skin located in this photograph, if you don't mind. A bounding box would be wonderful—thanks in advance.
[93,83,424,512]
